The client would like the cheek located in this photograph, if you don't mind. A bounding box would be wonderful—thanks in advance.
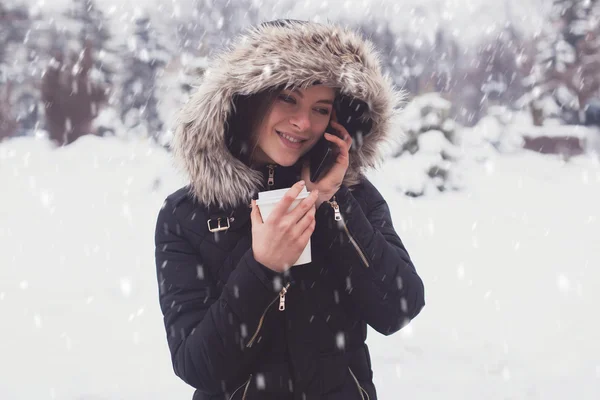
[257,109,281,141]
[254,122,268,144]
[313,118,329,135]
[268,103,290,124]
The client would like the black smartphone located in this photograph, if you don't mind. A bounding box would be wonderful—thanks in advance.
[308,122,340,183]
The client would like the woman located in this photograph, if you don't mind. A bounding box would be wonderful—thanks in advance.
[155,20,425,400]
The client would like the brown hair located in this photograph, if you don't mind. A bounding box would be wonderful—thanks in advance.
[224,87,283,166]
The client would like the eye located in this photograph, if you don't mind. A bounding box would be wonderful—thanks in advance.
[278,94,296,104]
[314,108,330,116]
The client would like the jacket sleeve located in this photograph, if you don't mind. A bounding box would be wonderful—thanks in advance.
[312,177,425,335]
[155,199,281,393]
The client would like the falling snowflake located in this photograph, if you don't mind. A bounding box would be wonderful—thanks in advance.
[120,277,132,297]
[395,364,402,378]
[33,314,42,328]
[556,274,570,293]
[457,263,465,280]
[256,373,266,390]
[502,366,511,381]
[336,332,346,350]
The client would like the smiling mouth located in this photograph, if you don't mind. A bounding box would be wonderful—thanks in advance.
[276,130,307,144]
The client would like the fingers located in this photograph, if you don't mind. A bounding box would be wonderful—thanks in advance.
[325,128,352,158]
[288,188,319,223]
[292,204,316,238]
[329,121,352,142]
[298,211,317,243]
[269,180,307,220]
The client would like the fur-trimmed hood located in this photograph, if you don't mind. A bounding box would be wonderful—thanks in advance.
[172,20,403,210]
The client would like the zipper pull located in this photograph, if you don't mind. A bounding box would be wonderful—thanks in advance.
[278,283,290,311]
[268,165,275,187]
[329,196,342,221]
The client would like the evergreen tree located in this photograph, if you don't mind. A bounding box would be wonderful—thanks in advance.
[63,0,115,87]
[177,0,261,57]
[0,1,34,139]
[119,13,169,141]
[41,40,108,145]
[454,25,531,125]
[527,0,600,124]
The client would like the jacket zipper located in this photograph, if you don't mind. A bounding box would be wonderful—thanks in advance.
[348,367,370,400]
[267,164,275,188]
[241,374,252,400]
[229,374,252,400]
[246,282,291,348]
[328,196,370,268]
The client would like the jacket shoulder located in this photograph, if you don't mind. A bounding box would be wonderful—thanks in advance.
[348,175,386,209]
[164,185,195,208]
[156,186,209,232]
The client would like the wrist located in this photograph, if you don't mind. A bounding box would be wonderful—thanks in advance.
[256,258,279,273]
[253,251,276,273]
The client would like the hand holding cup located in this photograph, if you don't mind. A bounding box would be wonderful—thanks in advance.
[251,181,318,273]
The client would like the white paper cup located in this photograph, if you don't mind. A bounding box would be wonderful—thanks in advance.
[256,187,312,266]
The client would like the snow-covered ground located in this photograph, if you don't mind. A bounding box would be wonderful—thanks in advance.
[1,135,599,399]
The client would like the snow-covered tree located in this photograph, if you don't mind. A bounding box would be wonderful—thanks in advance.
[352,20,456,96]
[353,20,405,89]
[525,0,600,125]
[392,93,464,196]
[555,0,599,47]
[118,13,170,142]
[63,0,115,86]
[0,82,16,141]
[176,0,261,57]
[0,1,36,139]
[33,0,119,145]
[41,40,108,145]
[459,25,532,125]
[419,28,461,95]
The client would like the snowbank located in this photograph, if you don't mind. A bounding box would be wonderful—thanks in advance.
[1,135,599,399]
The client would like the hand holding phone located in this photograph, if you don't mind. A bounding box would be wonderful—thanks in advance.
[307,95,372,183]
[301,119,352,208]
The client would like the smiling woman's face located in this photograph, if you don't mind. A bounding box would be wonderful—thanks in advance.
[251,85,336,167]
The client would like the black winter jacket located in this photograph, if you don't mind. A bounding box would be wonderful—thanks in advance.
[155,164,424,399]
[154,20,425,400]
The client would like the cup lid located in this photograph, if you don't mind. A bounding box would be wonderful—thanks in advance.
[257,187,309,204]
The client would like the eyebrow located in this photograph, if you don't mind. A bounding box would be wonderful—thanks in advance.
[291,88,334,105]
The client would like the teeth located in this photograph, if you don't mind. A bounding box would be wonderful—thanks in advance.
[278,131,302,143]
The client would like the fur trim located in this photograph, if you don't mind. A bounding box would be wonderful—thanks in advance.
[173,20,404,209]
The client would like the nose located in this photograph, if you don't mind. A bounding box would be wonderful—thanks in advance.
[289,109,311,132]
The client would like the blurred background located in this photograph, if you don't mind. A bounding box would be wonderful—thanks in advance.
[1,0,599,399]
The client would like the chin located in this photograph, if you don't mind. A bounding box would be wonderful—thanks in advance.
[272,155,299,167]
[263,143,307,166]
